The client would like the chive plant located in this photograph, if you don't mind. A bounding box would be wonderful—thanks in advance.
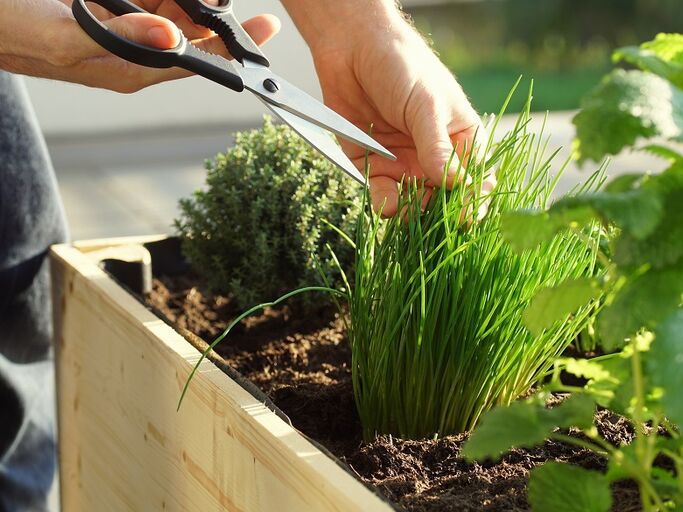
[180,86,604,441]
[344,88,604,440]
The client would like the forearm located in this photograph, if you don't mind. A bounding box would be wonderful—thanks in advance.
[280,0,412,52]
[0,1,68,71]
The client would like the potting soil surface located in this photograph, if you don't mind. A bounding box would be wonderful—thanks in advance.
[147,274,642,512]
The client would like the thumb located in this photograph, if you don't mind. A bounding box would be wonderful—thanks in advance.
[70,12,181,60]
[103,13,180,49]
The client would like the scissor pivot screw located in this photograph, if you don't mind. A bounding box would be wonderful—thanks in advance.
[263,78,280,93]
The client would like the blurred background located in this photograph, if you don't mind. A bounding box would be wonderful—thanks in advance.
[27,0,680,240]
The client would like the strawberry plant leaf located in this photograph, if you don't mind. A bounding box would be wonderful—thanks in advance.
[553,189,663,240]
[613,165,683,268]
[646,310,683,425]
[462,394,594,460]
[548,393,596,430]
[500,207,594,252]
[572,70,683,163]
[503,185,663,254]
[523,278,603,336]
[614,33,683,89]
[529,462,612,512]
[597,264,683,351]
[641,144,683,164]
[603,173,647,193]
[651,467,680,499]
[461,399,547,460]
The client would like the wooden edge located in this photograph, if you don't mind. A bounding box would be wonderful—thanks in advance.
[72,234,168,253]
[50,241,392,512]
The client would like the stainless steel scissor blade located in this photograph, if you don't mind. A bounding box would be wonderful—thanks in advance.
[258,98,367,184]
[241,61,396,163]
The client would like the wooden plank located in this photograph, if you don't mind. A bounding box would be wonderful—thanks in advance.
[51,242,391,512]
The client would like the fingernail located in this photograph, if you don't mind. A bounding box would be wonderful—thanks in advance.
[148,26,179,48]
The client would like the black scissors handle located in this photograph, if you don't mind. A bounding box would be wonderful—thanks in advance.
[72,0,245,92]
[174,0,269,67]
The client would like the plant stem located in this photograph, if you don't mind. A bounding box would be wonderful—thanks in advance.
[630,343,658,511]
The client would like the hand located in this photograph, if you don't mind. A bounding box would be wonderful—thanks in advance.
[0,0,280,93]
[286,3,495,217]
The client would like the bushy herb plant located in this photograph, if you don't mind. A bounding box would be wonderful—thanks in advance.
[463,34,683,512]
[175,117,360,311]
[343,87,604,440]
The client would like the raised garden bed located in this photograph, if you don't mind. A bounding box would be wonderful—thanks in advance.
[51,235,391,512]
[51,235,641,512]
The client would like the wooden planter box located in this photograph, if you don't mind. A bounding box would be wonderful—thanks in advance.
[51,236,392,512]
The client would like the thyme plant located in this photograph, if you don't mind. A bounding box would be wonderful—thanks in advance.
[175,117,360,311]
[344,88,604,440]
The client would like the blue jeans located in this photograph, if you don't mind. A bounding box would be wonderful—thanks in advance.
[0,72,68,511]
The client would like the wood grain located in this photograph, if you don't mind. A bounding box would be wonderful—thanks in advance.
[51,240,391,512]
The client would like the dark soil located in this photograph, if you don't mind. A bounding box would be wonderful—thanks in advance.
[146,274,643,512]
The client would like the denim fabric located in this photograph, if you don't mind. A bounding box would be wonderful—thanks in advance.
[0,71,68,512]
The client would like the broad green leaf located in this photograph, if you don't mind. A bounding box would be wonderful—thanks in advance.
[651,467,680,499]
[501,206,595,252]
[463,394,595,460]
[641,144,683,164]
[462,399,549,460]
[547,393,596,431]
[614,33,683,89]
[554,190,663,240]
[529,463,612,512]
[524,278,603,336]
[613,165,683,268]
[647,310,683,425]
[598,264,683,352]
[603,173,647,193]
[573,70,683,163]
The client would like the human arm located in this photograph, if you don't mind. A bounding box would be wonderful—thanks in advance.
[281,0,493,217]
[0,0,279,93]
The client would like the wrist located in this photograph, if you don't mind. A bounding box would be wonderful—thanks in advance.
[282,0,411,55]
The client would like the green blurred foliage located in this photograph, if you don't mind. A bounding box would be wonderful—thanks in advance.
[407,0,683,112]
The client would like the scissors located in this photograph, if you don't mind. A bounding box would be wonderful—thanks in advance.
[71,0,396,184]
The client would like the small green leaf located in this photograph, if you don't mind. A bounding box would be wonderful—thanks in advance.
[463,394,595,460]
[647,310,683,425]
[561,358,612,382]
[598,264,683,352]
[614,33,683,89]
[548,393,596,431]
[524,278,603,336]
[529,463,612,512]
[462,398,548,460]
[573,70,683,163]
[501,206,595,252]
